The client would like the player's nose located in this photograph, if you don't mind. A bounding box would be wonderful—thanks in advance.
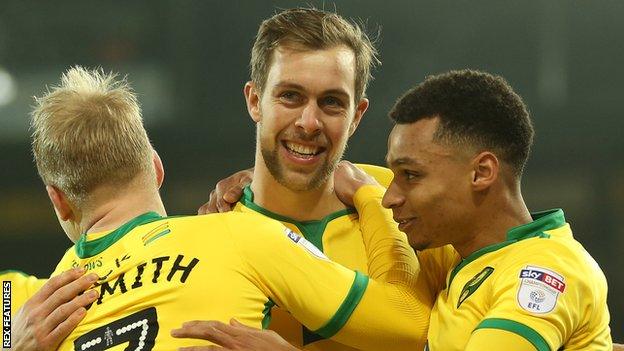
[295,103,322,135]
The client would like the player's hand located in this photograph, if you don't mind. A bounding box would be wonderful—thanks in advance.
[334,161,380,207]
[171,319,300,351]
[198,169,254,214]
[613,343,624,351]
[9,268,99,351]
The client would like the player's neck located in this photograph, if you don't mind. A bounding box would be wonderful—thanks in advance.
[453,188,532,258]
[81,186,167,235]
[251,167,346,221]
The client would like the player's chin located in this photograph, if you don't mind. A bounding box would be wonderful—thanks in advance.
[407,235,431,251]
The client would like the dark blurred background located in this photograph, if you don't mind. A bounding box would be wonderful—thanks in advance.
[0,0,621,340]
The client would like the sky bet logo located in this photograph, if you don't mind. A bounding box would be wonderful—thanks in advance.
[519,268,566,293]
[2,281,10,348]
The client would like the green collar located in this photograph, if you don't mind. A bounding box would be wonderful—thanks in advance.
[448,209,566,286]
[240,185,355,252]
[75,212,163,259]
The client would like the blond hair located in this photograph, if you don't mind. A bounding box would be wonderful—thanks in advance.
[251,7,380,102]
[31,66,154,204]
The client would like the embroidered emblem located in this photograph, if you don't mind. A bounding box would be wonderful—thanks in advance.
[457,266,494,308]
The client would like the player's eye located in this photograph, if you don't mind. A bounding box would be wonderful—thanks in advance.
[404,170,422,181]
[321,96,345,108]
[279,91,302,104]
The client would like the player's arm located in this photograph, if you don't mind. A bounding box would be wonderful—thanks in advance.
[7,268,98,351]
[231,215,429,350]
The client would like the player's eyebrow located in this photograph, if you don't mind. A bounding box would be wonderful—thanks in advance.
[321,89,350,101]
[273,82,306,91]
[385,156,423,168]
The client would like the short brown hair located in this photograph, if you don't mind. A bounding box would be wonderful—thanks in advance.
[251,7,379,102]
[31,66,154,204]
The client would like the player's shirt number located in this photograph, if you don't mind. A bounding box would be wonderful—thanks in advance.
[74,307,159,351]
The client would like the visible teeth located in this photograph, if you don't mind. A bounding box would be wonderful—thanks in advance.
[285,142,319,156]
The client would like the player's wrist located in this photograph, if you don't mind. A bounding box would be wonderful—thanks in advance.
[353,184,385,210]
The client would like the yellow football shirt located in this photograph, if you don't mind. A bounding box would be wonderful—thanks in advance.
[0,270,46,316]
[49,185,430,351]
[426,209,612,350]
[234,164,459,351]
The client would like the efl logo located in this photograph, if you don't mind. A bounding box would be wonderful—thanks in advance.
[519,269,566,293]
[2,281,10,348]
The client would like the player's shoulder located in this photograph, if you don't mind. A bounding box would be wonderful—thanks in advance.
[166,212,283,237]
[499,232,606,295]
[507,230,599,271]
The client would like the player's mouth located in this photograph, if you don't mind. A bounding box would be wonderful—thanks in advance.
[394,217,416,232]
[281,141,326,164]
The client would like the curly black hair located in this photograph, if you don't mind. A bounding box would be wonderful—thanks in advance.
[389,69,534,177]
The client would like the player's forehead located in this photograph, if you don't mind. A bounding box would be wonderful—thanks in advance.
[386,120,449,168]
[265,44,356,96]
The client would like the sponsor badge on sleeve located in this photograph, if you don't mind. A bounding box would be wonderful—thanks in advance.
[517,265,566,314]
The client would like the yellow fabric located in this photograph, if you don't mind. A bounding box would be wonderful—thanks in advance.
[236,165,459,351]
[49,187,433,351]
[426,211,612,351]
[465,328,537,350]
[0,271,46,315]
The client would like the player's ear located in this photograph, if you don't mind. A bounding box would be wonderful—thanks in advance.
[46,185,75,221]
[152,149,164,189]
[471,151,498,191]
[244,81,262,123]
[348,97,369,136]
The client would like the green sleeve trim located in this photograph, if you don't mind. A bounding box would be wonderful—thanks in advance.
[475,318,551,351]
[312,271,369,338]
[261,298,276,329]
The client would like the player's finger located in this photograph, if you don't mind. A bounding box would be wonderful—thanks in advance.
[29,267,85,305]
[38,273,98,318]
[210,320,248,337]
[213,181,227,213]
[179,346,225,351]
[216,196,233,213]
[222,187,243,205]
[44,306,88,347]
[200,190,219,214]
[172,321,235,346]
[43,289,98,335]
[228,319,256,332]
[197,202,209,215]
[222,176,248,204]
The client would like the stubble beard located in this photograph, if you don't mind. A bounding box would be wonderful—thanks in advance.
[259,127,348,192]
[260,142,338,192]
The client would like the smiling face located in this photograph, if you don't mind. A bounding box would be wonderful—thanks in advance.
[382,118,476,250]
[246,44,368,191]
